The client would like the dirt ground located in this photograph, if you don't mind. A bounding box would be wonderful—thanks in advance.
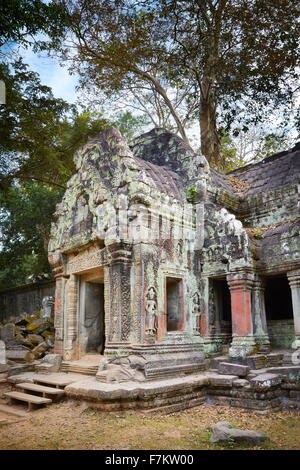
[0,380,300,451]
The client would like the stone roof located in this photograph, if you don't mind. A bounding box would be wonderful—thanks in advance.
[228,142,300,196]
[132,156,184,200]
[131,127,195,176]
[131,127,236,196]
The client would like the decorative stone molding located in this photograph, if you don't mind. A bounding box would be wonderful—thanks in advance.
[64,274,78,360]
[229,335,257,358]
[106,243,132,346]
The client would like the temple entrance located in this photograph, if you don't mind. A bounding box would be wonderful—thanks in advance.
[166,277,183,331]
[265,275,294,348]
[210,278,232,345]
[79,269,105,356]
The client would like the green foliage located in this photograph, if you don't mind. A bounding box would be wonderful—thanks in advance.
[223,128,293,172]
[0,59,113,189]
[254,133,290,161]
[187,185,198,204]
[220,132,245,172]
[0,0,70,50]
[0,62,150,288]
[252,228,264,240]
[112,111,150,143]
[0,183,63,289]
[51,0,300,168]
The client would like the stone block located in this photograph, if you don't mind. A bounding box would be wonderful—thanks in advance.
[267,366,300,380]
[210,421,269,445]
[31,342,49,359]
[27,334,44,345]
[246,355,267,370]
[0,323,15,342]
[25,319,50,335]
[218,362,250,377]
[250,373,282,390]
[35,353,62,373]
[0,364,9,373]
[209,374,238,387]
[232,379,249,388]
[6,349,35,363]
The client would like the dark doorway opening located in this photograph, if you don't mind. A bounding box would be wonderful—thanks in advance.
[166,277,183,331]
[213,279,231,322]
[265,275,293,320]
[80,275,105,355]
[210,278,232,342]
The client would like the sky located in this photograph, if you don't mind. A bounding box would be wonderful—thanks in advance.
[20,44,79,104]
[12,39,299,155]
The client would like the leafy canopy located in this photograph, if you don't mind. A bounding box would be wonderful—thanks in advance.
[52,0,300,168]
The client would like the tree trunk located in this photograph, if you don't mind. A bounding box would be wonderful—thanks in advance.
[199,81,222,171]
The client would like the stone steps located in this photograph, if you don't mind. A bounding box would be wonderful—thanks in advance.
[33,375,79,388]
[0,403,28,417]
[4,391,52,411]
[61,362,99,376]
[4,373,73,412]
[16,382,65,398]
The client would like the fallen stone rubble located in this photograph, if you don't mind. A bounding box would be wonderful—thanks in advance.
[0,311,54,367]
[209,421,269,445]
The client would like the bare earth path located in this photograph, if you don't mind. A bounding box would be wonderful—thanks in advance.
[0,393,300,450]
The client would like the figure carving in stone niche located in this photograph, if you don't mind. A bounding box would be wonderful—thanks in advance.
[192,292,201,334]
[145,287,157,337]
[176,241,183,260]
[41,296,54,319]
[208,283,217,333]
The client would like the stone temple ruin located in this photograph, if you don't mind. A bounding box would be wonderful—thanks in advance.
[5,127,300,413]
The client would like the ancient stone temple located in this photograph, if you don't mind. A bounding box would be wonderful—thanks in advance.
[48,127,300,381]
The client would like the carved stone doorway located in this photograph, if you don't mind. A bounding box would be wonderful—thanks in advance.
[79,269,105,357]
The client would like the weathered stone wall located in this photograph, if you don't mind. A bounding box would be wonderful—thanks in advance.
[0,281,55,323]
[267,320,295,349]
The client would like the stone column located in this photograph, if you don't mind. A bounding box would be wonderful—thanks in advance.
[252,275,270,353]
[199,277,223,354]
[64,274,79,360]
[227,271,257,357]
[53,274,67,355]
[105,243,132,352]
[49,254,67,357]
[287,269,300,349]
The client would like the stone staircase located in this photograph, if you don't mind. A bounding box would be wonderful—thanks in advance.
[4,378,67,411]
[3,372,86,412]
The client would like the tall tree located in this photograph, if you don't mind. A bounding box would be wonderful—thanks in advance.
[0,182,63,289]
[0,0,69,52]
[0,59,115,189]
[53,0,300,170]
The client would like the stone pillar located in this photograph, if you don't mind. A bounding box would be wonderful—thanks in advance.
[227,272,257,357]
[64,274,78,360]
[105,243,132,352]
[252,275,270,353]
[287,269,300,349]
[53,275,66,355]
[49,254,67,357]
[199,277,223,354]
